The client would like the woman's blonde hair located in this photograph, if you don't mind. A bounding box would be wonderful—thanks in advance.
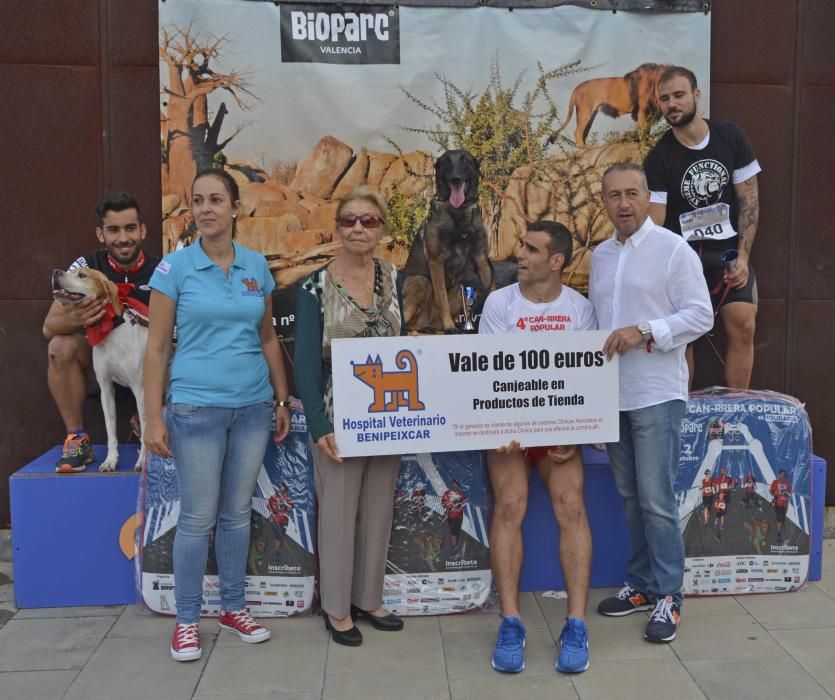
[335,186,390,228]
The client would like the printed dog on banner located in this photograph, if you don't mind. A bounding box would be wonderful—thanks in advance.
[140,398,316,616]
[384,450,493,615]
[675,388,812,595]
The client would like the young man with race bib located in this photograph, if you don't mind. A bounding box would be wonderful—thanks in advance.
[644,66,761,389]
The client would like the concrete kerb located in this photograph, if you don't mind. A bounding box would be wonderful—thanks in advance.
[825,506,835,540]
[0,530,11,563]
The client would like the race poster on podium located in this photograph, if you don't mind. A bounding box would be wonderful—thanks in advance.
[675,389,813,596]
[331,332,619,457]
[140,399,316,617]
[384,450,493,616]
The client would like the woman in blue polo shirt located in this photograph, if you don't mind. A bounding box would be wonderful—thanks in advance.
[143,168,291,662]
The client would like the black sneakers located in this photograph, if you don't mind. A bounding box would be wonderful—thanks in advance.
[644,596,681,643]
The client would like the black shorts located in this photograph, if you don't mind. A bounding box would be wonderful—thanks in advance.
[774,505,787,524]
[698,245,758,307]
[702,496,714,510]
[448,516,463,536]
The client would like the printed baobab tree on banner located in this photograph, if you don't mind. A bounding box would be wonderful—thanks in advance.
[159,25,256,211]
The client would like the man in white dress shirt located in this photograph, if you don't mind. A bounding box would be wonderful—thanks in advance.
[589,163,713,643]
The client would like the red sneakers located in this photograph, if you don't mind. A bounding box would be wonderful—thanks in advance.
[170,622,201,662]
[218,610,271,644]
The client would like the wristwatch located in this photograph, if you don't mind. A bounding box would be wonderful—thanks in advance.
[638,322,653,353]
[276,399,291,409]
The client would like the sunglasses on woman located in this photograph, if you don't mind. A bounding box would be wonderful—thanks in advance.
[337,214,383,229]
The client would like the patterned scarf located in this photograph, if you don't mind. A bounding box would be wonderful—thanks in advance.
[303,259,401,422]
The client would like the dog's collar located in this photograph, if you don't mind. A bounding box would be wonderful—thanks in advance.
[123,306,149,328]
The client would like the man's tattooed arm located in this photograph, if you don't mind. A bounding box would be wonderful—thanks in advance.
[735,176,759,258]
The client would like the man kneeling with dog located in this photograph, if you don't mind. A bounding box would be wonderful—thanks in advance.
[478,221,596,674]
[43,192,159,473]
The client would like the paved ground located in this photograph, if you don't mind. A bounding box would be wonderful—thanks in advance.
[1,541,834,700]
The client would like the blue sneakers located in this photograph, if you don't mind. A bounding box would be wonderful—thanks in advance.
[491,615,526,673]
[557,617,590,673]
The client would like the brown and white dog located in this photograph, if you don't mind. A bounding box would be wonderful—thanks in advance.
[52,267,147,472]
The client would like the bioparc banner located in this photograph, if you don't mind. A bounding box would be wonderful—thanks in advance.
[158,1,710,338]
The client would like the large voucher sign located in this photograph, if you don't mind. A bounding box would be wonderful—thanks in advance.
[331,332,618,456]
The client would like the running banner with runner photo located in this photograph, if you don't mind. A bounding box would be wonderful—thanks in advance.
[331,332,619,457]
[384,450,492,615]
[675,388,813,595]
[140,398,316,616]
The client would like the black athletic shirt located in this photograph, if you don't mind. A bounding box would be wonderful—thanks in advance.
[68,249,160,308]
[644,121,760,250]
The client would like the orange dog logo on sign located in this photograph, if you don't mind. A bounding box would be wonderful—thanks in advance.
[353,350,425,413]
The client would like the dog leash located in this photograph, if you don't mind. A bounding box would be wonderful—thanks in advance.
[694,243,729,368]
[709,278,733,315]
[696,243,733,316]
[278,335,293,369]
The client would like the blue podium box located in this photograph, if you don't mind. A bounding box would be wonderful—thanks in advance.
[518,447,826,592]
[520,446,631,592]
[10,445,142,608]
[810,455,827,581]
[9,444,826,607]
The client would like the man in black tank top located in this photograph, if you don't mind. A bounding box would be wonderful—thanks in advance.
[644,66,760,390]
[43,193,160,472]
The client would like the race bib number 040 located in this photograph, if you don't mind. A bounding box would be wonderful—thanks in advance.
[680,203,736,242]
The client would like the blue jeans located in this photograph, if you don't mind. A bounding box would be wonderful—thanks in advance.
[606,400,685,605]
[167,401,273,623]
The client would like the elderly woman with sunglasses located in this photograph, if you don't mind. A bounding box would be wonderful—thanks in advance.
[294,186,406,646]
